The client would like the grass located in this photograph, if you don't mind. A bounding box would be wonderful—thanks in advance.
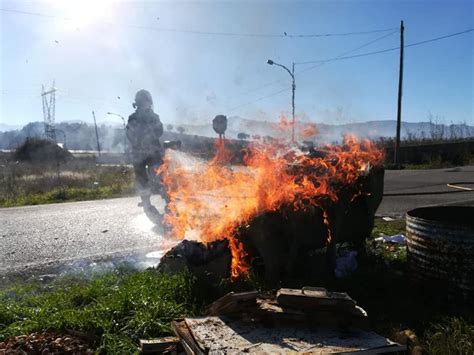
[0,269,198,353]
[0,185,133,207]
[0,158,135,207]
[369,218,407,263]
[425,317,474,355]
[372,218,406,237]
[398,152,473,170]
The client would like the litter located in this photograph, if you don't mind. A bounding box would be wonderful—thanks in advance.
[375,234,407,245]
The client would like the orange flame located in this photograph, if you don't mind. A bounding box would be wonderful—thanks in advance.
[228,237,250,279]
[278,114,293,131]
[277,114,318,140]
[158,134,383,279]
[299,123,318,139]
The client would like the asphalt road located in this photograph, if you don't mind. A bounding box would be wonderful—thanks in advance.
[0,195,171,276]
[378,165,474,216]
[1,166,473,275]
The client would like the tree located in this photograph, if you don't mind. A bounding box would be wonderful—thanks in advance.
[177,126,185,134]
[166,124,173,131]
[237,132,250,140]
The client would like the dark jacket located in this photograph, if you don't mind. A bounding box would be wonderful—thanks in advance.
[126,109,163,159]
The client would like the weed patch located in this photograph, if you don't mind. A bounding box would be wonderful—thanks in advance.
[424,317,474,355]
[0,159,134,207]
[0,270,197,353]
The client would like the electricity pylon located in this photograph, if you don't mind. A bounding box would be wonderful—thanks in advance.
[42,81,57,141]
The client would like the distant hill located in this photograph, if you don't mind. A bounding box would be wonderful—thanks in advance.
[0,118,472,150]
[0,123,23,132]
[179,117,474,143]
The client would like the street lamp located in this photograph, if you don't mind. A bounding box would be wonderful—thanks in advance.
[107,112,127,154]
[267,59,296,144]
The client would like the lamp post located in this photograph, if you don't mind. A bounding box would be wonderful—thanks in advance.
[107,112,127,154]
[267,59,295,144]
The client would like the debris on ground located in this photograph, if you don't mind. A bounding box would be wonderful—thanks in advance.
[375,233,407,245]
[150,287,407,354]
[0,331,95,354]
[392,329,423,355]
[157,239,231,285]
[38,273,57,282]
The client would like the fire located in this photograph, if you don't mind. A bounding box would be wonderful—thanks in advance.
[278,115,293,131]
[277,114,319,140]
[158,133,383,279]
[228,238,250,279]
[299,123,318,139]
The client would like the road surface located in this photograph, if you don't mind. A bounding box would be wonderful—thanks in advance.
[1,166,473,275]
[378,165,474,216]
[0,195,170,276]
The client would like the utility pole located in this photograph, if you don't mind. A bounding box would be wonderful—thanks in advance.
[92,111,101,158]
[291,62,295,144]
[394,20,404,168]
[267,59,296,144]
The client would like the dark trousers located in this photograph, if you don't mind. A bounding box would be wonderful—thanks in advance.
[133,159,150,191]
[132,152,163,192]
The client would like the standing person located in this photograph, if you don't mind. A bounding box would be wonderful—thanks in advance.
[126,89,163,209]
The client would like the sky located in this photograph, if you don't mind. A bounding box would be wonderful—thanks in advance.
[0,0,473,129]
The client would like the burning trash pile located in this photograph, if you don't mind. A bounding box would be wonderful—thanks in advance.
[157,131,384,284]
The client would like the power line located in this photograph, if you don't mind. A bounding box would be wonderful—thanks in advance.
[228,27,473,112]
[227,30,398,111]
[296,28,474,65]
[0,8,396,38]
[295,29,398,74]
[228,88,290,112]
[230,30,398,101]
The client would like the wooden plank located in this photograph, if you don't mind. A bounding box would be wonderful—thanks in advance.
[277,287,356,310]
[139,337,180,353]
[257,298,369,328]
[338,343,407,354]
[171,320,205,355]
[184,316,403,353]
[206,291,258,315]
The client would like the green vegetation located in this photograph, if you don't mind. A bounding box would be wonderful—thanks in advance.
[0,158,134,207]
[0,185,133,207]
[382,137,473,169]
[425,317,474,355]
[371,217,406,237]
[13,138,73,163]
[0,269,197,353]
[369,218,407,263]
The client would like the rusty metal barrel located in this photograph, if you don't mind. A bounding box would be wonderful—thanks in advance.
[406,206,474,299]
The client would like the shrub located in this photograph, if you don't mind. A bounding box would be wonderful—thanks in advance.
[424,317,474,355]
[13,138,72,164]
